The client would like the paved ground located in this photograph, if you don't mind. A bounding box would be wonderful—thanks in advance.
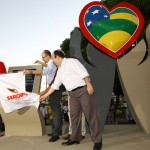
[0,124,150,150]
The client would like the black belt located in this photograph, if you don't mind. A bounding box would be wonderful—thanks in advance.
[71,86,85,92]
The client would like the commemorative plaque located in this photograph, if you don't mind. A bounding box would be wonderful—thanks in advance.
[8,65,42,94]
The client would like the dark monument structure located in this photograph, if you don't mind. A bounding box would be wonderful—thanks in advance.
[69,1,150,134]
[70,28,116,132]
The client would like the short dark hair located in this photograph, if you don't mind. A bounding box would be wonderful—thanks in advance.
[43,50,51,57]
[53,50,65,58]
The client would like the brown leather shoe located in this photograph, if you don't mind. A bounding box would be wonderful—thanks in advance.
[81,135,85,140]
[62,134,70,140]
[0,132,5,137]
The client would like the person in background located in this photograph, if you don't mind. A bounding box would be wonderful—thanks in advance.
[107,99,115,124]
[62,95,86,140]
[24,50,62,142]
[39,103,48,124]
[0,61,7,136]
[40,50,102,150]
[47,105,55,131]
[62,103,69,122]
[125,105,135,124]
[0,61,7,73]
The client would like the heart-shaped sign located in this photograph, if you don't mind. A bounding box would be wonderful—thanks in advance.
[79,2,144,59]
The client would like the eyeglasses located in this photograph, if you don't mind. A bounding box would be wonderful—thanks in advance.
[42,55,48,59]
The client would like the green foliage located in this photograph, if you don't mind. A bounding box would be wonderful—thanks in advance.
[116,108,126,118]
[60,38,70,57]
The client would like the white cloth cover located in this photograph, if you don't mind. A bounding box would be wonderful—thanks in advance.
[0,72,39,113]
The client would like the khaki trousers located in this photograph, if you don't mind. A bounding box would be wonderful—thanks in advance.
[68,86,101,143]
[68,96,86,136]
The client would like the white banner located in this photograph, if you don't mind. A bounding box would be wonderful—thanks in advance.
[0,72,39,113]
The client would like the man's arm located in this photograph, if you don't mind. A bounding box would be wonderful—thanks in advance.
[40,86,50,95]
[23,69,42,75]
[84,76,94,95]
[40,87,55,101]
[23,59,49,75]
[34,60,48,67]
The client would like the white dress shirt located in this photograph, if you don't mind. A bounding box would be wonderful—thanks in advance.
[43,59,57,85]
[51,58,89,91]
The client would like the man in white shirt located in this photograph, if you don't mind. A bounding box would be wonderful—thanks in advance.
[40,50,102,150]
[24,50,62,142]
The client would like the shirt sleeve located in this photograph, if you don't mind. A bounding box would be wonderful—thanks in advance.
[51,69,62,90]
[43,60,56,76]
[71,59,89,79]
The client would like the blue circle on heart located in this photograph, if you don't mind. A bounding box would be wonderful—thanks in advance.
[84,6,110,30]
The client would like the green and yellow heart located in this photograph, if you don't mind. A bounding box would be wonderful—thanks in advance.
[79,2,144,59]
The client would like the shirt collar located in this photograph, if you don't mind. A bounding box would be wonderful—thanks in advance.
[60,58,66,67]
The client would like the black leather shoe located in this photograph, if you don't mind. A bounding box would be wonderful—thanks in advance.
[48,136,59,142]
[48,133,53,136]
[59,131,62,136]
[93,142,102,150]
[62,139,80,146]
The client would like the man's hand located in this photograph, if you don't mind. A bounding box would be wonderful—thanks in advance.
[23,70,32,75]
[39,87,54,101]
[34,60,43,65]
[40,90,47,96]
[34,60,47,67]
[40,87,50,96]
[40,94,48,102]
[87,84,94,95]
[39,90,49,102]
[84,76,94,95]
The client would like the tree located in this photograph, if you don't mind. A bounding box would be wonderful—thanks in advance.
[60,38,70,57]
